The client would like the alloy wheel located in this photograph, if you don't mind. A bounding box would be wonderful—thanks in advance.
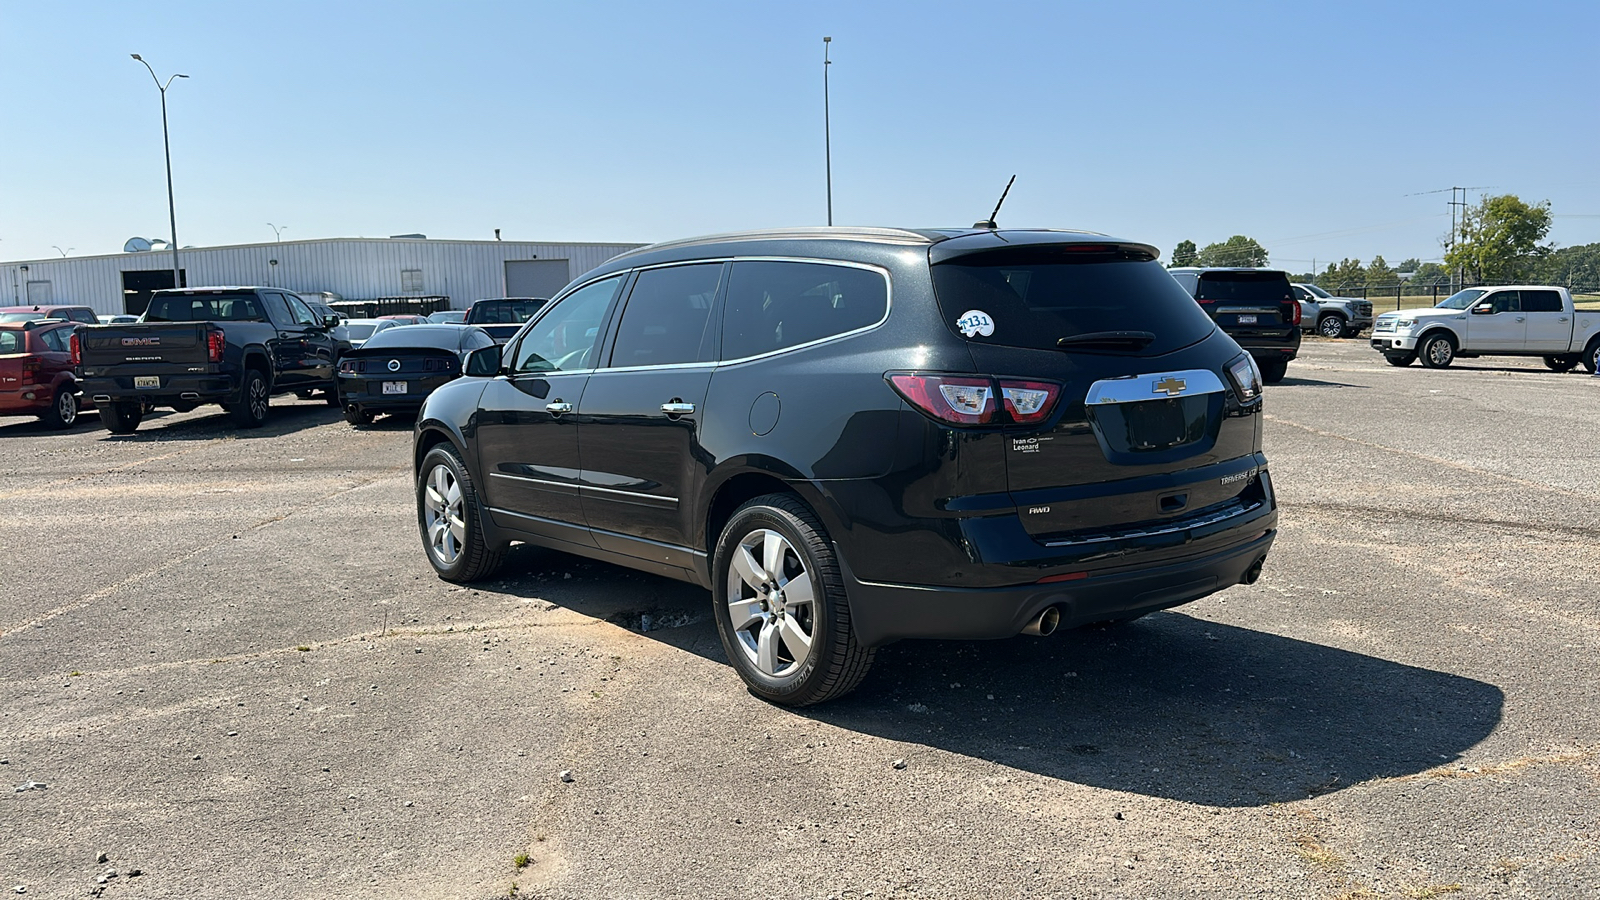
[1319,316,1344,338]
[57,390,77,426]
[1427,338,1452,367]
[423,464,466,566]
[249,378,269,420]
[725,528,816,678]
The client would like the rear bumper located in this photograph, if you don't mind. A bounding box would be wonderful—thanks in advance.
[1238,342,1298,361]
[840,528,1276,647]
[0,388,52,415]
[79,373,239,406]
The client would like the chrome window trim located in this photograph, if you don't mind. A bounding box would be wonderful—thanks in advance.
[489,472,677,505]
[1084,369,1227,406]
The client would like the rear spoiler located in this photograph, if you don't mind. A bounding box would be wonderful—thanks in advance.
[929,231,1160,266]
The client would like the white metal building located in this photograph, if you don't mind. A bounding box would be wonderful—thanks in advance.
[1,237,644,316]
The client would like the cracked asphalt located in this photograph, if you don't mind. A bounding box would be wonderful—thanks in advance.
[2,338,1597,899]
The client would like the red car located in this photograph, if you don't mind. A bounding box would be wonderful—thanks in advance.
[0,320,87,428]
[0,305,99,326]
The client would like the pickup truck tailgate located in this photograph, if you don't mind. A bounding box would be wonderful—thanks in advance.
[79,323,211,370]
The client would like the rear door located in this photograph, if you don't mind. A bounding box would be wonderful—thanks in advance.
[1464,290,1525,351]
[1520,289,1571,352]
[473,275,624,545]
[575,262,723,565]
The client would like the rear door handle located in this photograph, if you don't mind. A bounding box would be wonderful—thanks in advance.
[661,401,696,416]
[546,400,573,415]
[1516,316,1525,322]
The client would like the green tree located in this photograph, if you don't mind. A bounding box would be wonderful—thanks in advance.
[1535,241,1600,288]
[1317,258,1367,291]
[1365,254,1396,286]
[1170,239,1198,267]
[1444,194,1553,283]
[1196,235,1269,267]
[1396,258,1422,275]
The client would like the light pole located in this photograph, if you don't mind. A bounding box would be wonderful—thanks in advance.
[823,36,833,227]
[268,223,287,242]
[52,246,74,257]
[131,54,188,289]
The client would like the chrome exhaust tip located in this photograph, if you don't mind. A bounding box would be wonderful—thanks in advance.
[1021,605,1061,637]
[180,392,200,401]
[1240,556,1266,585]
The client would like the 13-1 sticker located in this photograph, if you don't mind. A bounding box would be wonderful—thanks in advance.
[956,310,994,338]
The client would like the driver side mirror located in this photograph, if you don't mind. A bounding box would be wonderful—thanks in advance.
[1472,303,1495,315]
[322,314,341,328]
[465,344,502,377]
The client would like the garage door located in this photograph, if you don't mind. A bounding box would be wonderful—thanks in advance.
[504,259,572,299]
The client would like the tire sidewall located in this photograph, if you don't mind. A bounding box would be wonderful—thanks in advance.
[417,445,478,581]
[47,386,78,428]
[711,502,835,702]
[233,370,270,427]
[1318,315,1346,338]
[1421,333,1454,368]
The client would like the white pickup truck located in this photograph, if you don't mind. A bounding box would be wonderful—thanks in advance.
[1371,285,1600,372]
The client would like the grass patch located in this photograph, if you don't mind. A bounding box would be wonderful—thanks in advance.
[1402,885,1463,899]
[1292,835,1343,869]
[513,852,529,870]
[295,645,311,652]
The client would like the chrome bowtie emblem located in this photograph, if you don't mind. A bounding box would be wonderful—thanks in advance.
[1153,376,1187,397]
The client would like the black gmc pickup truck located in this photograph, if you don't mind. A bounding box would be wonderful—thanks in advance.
[77,287,340,433]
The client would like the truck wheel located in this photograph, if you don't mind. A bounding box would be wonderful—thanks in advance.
[1583,339,1600,375]
[1419,333,1455,369]
[325,387,342,407]
[1544,355,1580,373]
[41,386,79,429]
[1317,314,1347,338]
[102,401,143,434]
[1384,352,1417,367]
[712,494,875,707]
[229,369,270,428]
[344,404,373,426]
[1258,359,1289,384]
[417,443,504,583]
[1341,324,1362,338]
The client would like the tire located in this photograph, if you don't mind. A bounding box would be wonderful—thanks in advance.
[1384,352,1417,367]
[325,386,342,407]
[41,386,79,429]
[229,369,270,428]
[1582,339,1600,375]
[102,401,143,434]
[1341,325,1362,339]
[1258,358,1289,384]
[1317,315,1347,338]
[712,493,875,706]
[1418,333,1456,369]
[344,404,373,426]
[417,443,504,582]
[1544,355,1580,373]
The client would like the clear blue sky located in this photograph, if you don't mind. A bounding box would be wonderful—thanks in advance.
[3,0,1597,272]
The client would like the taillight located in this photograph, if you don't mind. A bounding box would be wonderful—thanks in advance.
[1281,301,1301,326]
[69,331,81,366]
[887,374,1060,427]
[21,361,41,384]
[207,330,226,363]
[338,358,355,374]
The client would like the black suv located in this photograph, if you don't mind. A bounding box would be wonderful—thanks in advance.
[414,228,1278,705]
[1167,268,1300,383]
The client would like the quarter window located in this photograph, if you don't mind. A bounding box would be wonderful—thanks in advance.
[508,276,621,373]
[608,264,723,368]
[721,261,887,360]
[40,328,68,352]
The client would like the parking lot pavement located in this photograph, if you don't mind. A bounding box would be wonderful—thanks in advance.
[2,348,1597,899]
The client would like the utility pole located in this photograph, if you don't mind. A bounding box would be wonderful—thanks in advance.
[823,36,833,227]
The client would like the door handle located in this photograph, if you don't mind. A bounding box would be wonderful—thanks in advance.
[1560,317,1570,322]
[546,400,573,415]
[661,401,696,416]
[1515,316,1525,322]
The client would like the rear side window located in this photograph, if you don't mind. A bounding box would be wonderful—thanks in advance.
[722,261,887,360]
[608,264,723,368]
[1521,290,1563,313]
[68,309,97,324]
[40,328,69,352]
[931,251,1215,354]
[0,331,21,353]
[1195,272,1294,304]
[145,293,269,323]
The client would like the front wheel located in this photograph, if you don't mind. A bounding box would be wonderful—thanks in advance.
[1317,315,1347,338]
[1544,355,1580,373]
[229,369,270,428]
[1419,333,1455,369]
[102,401,143,434]
[1258,358,1289,384]
[712,494,874,706]
[417,443,503,582]
[41,386,79,429]
[1385,352,1417,367]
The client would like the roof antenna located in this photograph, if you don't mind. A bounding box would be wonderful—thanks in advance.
[974,175,1016,230]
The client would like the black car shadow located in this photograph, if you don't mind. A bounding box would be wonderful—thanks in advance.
[485,545,1503,808]
[88,399,343,442]
[1274,376,1369,388]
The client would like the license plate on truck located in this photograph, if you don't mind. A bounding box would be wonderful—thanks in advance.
[382,381,408,395]
[134,376,160,389]
[1237,314,1258,325]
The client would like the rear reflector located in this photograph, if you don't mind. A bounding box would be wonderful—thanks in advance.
[1036,572,1089,584]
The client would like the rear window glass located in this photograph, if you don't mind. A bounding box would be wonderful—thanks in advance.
[145,293,268,323]
[930,252,1215,354]
[0,331,22,353]
[1194,272,1294,304]
[362,326,462,351]
[0,313,43,324]
[722,261,887,359]
[467,299,546,325]
[346,323,377,340]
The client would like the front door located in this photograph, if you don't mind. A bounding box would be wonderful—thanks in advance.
[473,274,624,545]
[260,292,314,390]
[1520,289,1572,352]
[1464,290,1525,352]
[284,293,337,384]
[575,262,724,569]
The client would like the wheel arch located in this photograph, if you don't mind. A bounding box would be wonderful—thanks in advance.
[1415,325,1459,348]
[698,464,853,584]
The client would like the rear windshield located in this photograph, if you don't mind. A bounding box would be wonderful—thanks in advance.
[0,313,47,324]
[145,293,268,323]
[467,299,546,325]
[1195,272,1294,304]
[346,324,378,340]
[930,252,1216,354]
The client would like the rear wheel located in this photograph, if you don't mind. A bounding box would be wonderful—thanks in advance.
[229,369,270,428]
[1544,355,1580,373]
[1258,358,1289,384]
[1583,339,1600,374]
[344,404,373,426]
[712,494,874,706]
[417,443,503,582]
[1317,314,1347,338]
[41,386,79,429]
[1419,333,1455,369]
[1385,352,1417,367]
[102,401,143,434]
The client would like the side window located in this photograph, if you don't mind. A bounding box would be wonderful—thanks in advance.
[1521,290,1563,313]
[1170,272,1199,296]
[70,309,97,324]
[508,276,621,374]
[721,261,888,360]
[40,328,67,352]
[285,294,318,326]
[607,264,723,368]
[1487,291,1520,314]
[1292,287,1309,302]
[260,292,293,325]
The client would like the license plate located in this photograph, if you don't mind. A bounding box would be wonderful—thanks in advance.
[382,381,408,395]
[1237,314,1258,325]
[134,376,160,389]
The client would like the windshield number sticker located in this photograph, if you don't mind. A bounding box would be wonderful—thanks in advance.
[956,310,995,338]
